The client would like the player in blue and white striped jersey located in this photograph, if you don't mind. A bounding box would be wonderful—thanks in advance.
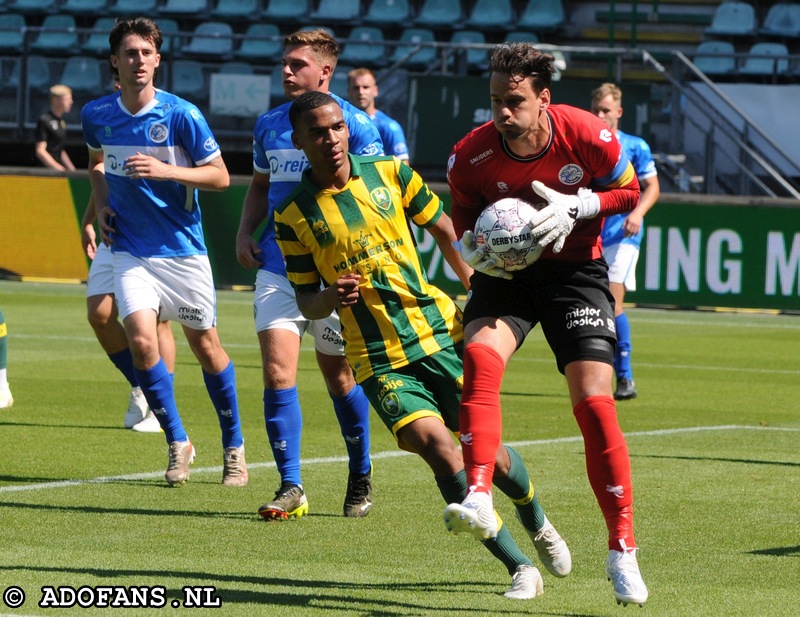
[81,16,247,488]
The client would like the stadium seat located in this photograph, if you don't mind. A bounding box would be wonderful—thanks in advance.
[235,23,281,63]
[170,59,207,99]
[704,2,757,37]
[0,13,26,53]
[760,3,800,38]
[692,40,736,76]
[310,0,360,25]
[739,41,789,77]
[414,0,464,29]
[465,0,513,31]
[389,28,438,71]
[158,18,179,56]
[505,30,540,44]
[270,65,285,102]
[8,54,50,90]
[211,0,260,21]
[262,0,310,24]
[518,0,565,31]
[82,17,116,56]
[159,0,209,18]
[6,0,58,14]
[108,0,157,15]
[30,14,79,55]
[364,0,411,26]
[218,61,254,74]
[60,0,109,15]
[59,55,103,93]
[449,30,488,73]
[181,21,234,61]
[329,64,352,100]
[339,26,387,67]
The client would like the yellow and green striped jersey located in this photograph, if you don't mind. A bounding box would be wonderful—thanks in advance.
[275,154,463,382]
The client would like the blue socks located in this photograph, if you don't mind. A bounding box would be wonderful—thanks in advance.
[108,348,138,388]
[134,358,187,443]
[203,361,243,449]
[264,386,303,486]
[615,312,633,380]
[330,383,372,475]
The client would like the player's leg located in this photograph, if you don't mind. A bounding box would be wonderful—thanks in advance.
[606,243,639,400]
[493,445,572,578]
[0,307,12,409]
[312,315,372,517]
[131,319,177,433]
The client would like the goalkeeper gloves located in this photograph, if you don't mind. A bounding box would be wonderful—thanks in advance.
[454,230,512,280]
[530,180,601,253]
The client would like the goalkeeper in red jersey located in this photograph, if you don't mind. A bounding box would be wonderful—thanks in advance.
[444,42,648,607]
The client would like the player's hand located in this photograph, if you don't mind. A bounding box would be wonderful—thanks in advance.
[332,273,361,309]
[235,233,263,268]
[530,181,600,253]
[97,206,116,246]
[82,224,97,260]
[124,153,169,181]
[453,230,512,280]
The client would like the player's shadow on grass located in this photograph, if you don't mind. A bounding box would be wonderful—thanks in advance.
[0,564,599,616]
[633,453,800,467]
[749,545,800,557]
[0,420,127,431]
[0,501,255,521]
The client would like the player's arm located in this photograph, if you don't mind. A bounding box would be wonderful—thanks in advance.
[80,192,98,259]
[87,148,114,246]
[295,274,361,320]
[624,174,660,236]
[426,212,473,290]
[60,149,76,172]
[122,152,230,191]
[34,140,65,171]
[236,170,270,269]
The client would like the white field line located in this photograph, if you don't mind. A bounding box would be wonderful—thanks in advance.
[0,425,796,496]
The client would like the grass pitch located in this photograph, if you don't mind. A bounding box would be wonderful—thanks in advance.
[0,280,798,616]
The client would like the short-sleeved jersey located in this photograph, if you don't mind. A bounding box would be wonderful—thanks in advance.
[252,92,383,278]
[447,104,639,262]
[35,110,67,162]
[601,130,657,250]
[371,110,409,161]
[81,90,222,258]
[275,154,462,382]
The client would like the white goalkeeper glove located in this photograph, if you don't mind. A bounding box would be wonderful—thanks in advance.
[454,230,512,280]
[530,180,601,253]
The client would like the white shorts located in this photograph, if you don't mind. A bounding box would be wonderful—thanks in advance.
[86,243,115,297]
[253,269,345,356]
[113,252,217,330]
[604,242,639,291]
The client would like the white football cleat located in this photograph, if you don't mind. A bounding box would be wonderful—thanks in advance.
[517,512,572,577]
[124,386,148,428]
[443,491,498,540]
[606,545,648,607]
[131,409,162,433]
[504,564,544,600]
[0,384,13,409]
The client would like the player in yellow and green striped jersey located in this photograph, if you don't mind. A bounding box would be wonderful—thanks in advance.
[274,91,573,601]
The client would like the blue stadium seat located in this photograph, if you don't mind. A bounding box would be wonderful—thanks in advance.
[389,28,437,70]
[218,61,254,74]
[518,0,565,32]
[82,17,116,56]
[739,42,789,77]
[0,13,25,53]
[449,30,488,73]
[693,40,736,76]
[329,64,351,100]
[158,18,180,56]
[108,0,157,15]
[60,0,109,15]
[364,0,410,26]
[30,14,79,54]
[160,0,209,18]
[505,30,540,44]
[170,59,207,100]
[270,65,284,102]
[262,0,309,24]
[414,0,463,29]
[704,2,757,37]
[339,26,387,67]
[7,0,58,14]
[310,0,360,25]
[8,55,51,90]
[465,0,513,31]
[211,0,260,21]
[59,55,104,93]
[760,3,800,38]
[181,21,234,61]
[235,23,281,63]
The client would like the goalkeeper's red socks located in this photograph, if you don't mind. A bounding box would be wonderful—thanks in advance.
[573,395,637,550]
[460,343,505,493]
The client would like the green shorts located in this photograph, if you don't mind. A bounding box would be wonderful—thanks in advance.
[361,347,463,450]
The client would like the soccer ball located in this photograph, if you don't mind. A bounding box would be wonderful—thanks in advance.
[473,198,541,271]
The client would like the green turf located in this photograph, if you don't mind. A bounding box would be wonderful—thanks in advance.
[1,280,798,616]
